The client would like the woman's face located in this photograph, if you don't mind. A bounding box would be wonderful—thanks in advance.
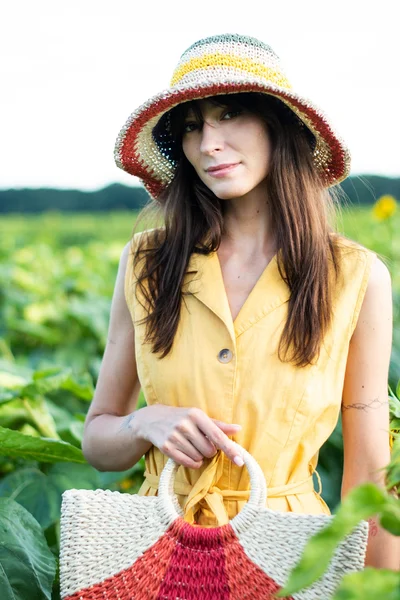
[181,98,272,200]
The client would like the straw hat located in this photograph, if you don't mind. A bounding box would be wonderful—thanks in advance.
[114,33,350,199]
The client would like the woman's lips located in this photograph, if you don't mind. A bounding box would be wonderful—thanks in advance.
[206,163,240,178]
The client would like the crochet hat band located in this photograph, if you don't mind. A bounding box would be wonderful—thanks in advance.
[114,34,351,198]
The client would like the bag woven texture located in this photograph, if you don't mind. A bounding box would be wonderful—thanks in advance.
[59,445,369,599]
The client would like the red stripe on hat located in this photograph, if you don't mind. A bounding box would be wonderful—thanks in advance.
[119,82,345,198]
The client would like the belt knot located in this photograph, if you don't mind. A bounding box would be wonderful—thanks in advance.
[143,450,321,526]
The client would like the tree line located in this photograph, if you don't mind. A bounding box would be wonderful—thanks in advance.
[0,175,398,213]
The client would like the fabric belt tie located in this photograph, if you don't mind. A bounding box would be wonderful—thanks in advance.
[143,451,322,526]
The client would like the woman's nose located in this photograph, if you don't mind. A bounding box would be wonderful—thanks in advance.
[199,121,224,155]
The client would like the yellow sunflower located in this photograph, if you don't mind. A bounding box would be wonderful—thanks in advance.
[372,195,397,221]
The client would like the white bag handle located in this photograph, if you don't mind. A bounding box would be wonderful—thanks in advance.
[158,444,267,531]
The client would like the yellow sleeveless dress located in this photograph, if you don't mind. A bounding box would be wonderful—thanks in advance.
[124,229,376,527]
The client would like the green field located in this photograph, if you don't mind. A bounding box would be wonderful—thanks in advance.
[0,206,399,599]
[0,205,398,376]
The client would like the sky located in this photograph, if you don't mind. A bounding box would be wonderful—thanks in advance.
[1,0,399,191]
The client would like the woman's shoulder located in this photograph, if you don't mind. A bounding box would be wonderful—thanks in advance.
[330,233,377,277]
[129,227,166,252]
[124,227,166,285]
[330,234,379,302]
[331,233,375,260]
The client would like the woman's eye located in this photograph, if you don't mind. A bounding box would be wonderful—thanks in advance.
[222,109,242,120]
[183,121,199,133]
[183,109,242,133]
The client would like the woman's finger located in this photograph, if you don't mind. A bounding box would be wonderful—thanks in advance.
[195,414,245,466]
[163,446,204,469]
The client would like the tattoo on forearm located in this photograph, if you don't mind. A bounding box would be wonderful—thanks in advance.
[107,337,116,345]
[342,396,389,412]
[367,518,379,537]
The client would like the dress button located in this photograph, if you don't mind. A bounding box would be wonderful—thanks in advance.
[218,348,233,363]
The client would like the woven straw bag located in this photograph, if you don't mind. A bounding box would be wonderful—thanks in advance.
[60,445,369,599]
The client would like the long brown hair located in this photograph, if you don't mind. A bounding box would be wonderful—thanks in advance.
[132,92,344,367]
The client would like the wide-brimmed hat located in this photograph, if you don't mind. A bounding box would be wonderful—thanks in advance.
[114,33,350,199]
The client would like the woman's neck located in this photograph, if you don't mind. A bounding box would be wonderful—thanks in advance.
[221,189,277,257]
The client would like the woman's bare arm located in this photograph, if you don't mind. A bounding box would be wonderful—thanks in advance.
[341,255,400,569]
[82,241,152,472]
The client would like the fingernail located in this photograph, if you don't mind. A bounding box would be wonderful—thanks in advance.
[232,424,242,429]
[234,456,244,467]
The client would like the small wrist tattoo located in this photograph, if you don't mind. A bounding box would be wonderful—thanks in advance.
[367,518,379,537]
[119,413,135,432]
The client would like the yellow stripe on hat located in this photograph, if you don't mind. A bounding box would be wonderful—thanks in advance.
[171,53,292,89]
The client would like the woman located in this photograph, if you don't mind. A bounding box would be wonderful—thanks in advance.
[82,34,399,568]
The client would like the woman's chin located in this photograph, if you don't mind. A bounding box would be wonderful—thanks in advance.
[210,183,251,200]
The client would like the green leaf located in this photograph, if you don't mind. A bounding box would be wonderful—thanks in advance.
[0,396,59,438]
[20,396,59,438]
[380,500,400,536]
[44,397,76,429]
[0,371,27,389]
[0,425,86,463]
[389,396,400,419]
[390,417,400,431]
[386,438,400,489]
[0,359,32,381]
[396,378,400,401]
[24,367,94,400]
[277,484,388,597]
[61,371,94,400]
[25,367,73,396]
[66,296,109,344]
[332,567,400,600]
[386,470,400,491]
[73,412,86,422]
[0,387,19,404]
[8,318,63,344]
[44,400,85,446]
[68,420,84,443]
[0,399,33,428]
[50,461,101,495]
[0,497,56,599]
[97,458,145,487]
[0,464,101,529]
[0,366,94,407]
[19,423,41,437]
[0,358,32,385]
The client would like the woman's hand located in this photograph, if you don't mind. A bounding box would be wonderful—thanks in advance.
[133,404,244,469]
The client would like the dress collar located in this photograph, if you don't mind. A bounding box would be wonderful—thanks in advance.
[183,249,290,340]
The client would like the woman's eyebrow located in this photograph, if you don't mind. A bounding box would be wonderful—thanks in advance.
[184,109,201,120]
[184,101,233,122]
